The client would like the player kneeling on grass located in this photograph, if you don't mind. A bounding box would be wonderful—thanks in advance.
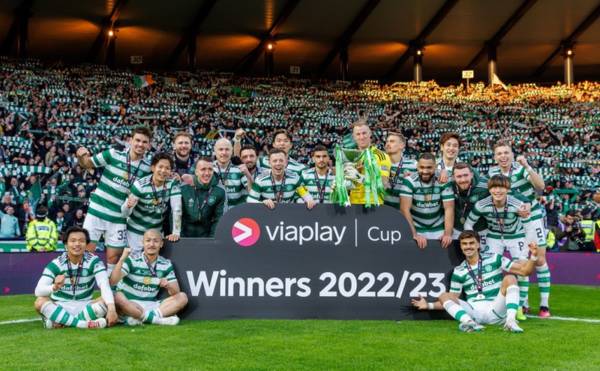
[34,226,117,329]
[412,230,539,333]
[110,229,188,326]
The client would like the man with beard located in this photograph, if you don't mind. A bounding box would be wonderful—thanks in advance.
[489,140,551,318]
[300,145,335,204]
[384,132,417,209]
[412,230,539,333]
[77,127,152,275]
[172,132,196,176]
[450,163,489,239]
[400,153,454,249]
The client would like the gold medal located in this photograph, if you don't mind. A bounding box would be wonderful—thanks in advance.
[153,198,160,206]
[460,217,466,224]
[424,194,432,201]
[143,276,152,285]
[124,173,129,181]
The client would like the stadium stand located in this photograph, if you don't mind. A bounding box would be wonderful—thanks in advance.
[0,58,598,251]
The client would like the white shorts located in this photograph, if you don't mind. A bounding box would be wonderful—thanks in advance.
[83,213,128,249]
[419,230,444,240]
[131,299,160,313]
[459,296,506,325]
[484,236,527,260]
[56,300,91,316]
[126,231,144,255]
[524,218,547,248]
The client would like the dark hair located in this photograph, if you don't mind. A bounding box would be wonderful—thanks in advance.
[272,130,290,142]
[418,152,436,162]
[268,148,287,158]
[311,144,329,156]
[458,230,480,243]
[151,152,174,169]
[488,174,511,190]
[132,126,153,139]
[195,156,213,168]
[440,132,461,147]
[453,162,471,172]
[240,145,257,154]
[63,226,91,245]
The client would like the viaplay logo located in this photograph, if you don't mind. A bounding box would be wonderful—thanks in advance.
[231,218,261,247]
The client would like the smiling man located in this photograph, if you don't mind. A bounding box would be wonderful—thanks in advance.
[412,230,539,333]
[77,126,152,275]
[121,153,182,254]
[110,229,188,326]
[34,226,117,329]
[248,149,316,209]
[489,140,551,318]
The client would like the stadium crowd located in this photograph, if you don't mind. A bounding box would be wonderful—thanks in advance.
[1,57,599,331]
[1,58,598,250]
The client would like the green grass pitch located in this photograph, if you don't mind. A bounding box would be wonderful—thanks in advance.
[1,284,599,370]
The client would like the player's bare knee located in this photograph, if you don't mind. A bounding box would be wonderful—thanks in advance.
[34,297,49,312]
[438,292,453,303]
[176,292,188,306]
[503,275,517,286]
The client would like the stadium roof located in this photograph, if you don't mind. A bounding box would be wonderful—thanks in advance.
[1,0,600,83]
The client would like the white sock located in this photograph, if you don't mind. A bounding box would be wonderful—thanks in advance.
[443,300,473,324]
[506,285,520,322]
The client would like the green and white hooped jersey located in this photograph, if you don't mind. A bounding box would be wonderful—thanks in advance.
[127,175,181,236]
[247,170,307,203]
[450,253,513,303]
[399,173,454,233]
[300,168,335,204]
[465,195,526,240]
[117,254,177,301]
[258,155,307,175]
[213,161,247,206]
[89,148,151,224]
[488,163,543,221]
[41,252,106,302]
[384,158,418,209]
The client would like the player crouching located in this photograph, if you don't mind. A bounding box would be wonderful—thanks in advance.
[412,230,539,333]
[34,226,117,329]
[110,229,188,326]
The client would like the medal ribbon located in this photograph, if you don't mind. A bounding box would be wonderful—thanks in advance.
[464,255,484,297]
[66,257,83,297]
[314,169,330,203]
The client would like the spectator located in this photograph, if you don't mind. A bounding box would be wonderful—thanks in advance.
[0,205,20,238]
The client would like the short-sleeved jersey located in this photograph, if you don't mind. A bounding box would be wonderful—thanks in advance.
[350,146,392,205]
[258,156,306,175]
[88,149,151,224]
[247,170,308,203]
[384,157,418,209]
[488,163,543,221]
[464,195,527,240]
[450,253,513,303]
[40,252,106,302]
[117,254,177,301]
[400,173,454,233]
[127,175,181,235]
[213,161,247,206]
[300,168,335,204]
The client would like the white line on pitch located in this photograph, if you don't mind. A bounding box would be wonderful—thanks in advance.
[526,315,600,324]
[0,318,40,325]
